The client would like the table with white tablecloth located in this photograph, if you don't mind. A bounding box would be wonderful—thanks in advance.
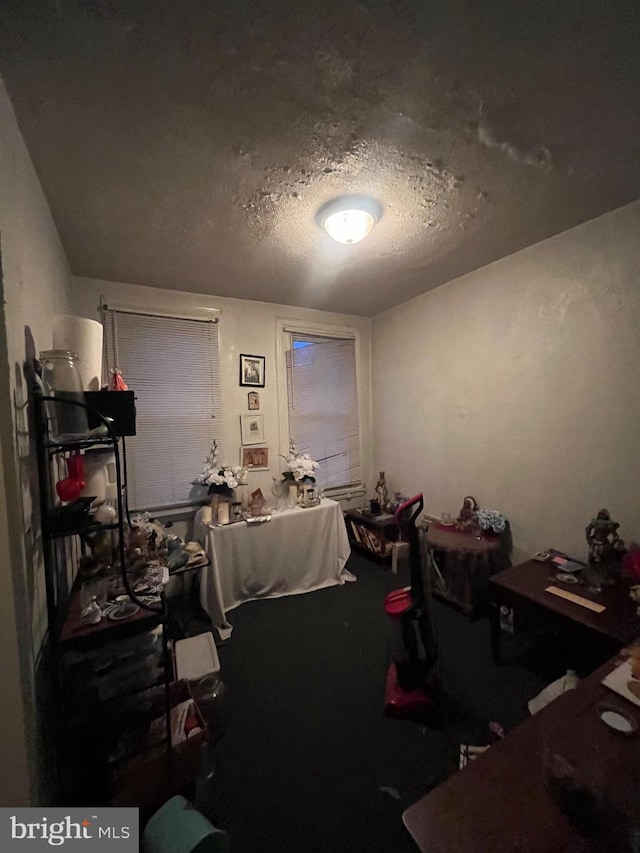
[194,499,353,639]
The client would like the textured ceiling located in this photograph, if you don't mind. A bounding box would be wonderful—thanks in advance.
[2,0,639,316]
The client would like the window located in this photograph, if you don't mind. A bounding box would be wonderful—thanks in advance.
[283,327,361,491]
[103,307,221,511]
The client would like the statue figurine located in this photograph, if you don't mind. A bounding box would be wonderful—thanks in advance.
[457,495,479,530]
[585,508,624,564]
[375,472,388,510]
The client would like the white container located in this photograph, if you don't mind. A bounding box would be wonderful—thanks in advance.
[175,632,220,679]
[217,502,230,525]
[288,483,298,508]
[52,315,103,391]
[94,504,117,524]
[201,505,213,524]
[80,448,118,505]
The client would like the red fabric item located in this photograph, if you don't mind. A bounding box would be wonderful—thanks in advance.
[623,549,640,582]
[434,521,497,538]
[435,522,463,532]
[110,368,128,391]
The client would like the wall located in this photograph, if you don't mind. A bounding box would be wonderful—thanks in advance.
[372,201,640,565]
[73,277,372,528]
[0,79,74,804]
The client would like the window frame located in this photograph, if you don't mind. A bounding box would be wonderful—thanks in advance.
[275,317,364,497]
[101,300,222,513]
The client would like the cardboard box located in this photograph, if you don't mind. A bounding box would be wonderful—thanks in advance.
[110,680,207,813]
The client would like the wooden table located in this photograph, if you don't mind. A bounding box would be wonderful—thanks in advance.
[425,524,510,616]
[403,650,640,852]
[490,559,640,664]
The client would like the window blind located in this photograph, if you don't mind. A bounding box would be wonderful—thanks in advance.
[103,309,222,511]
[286,333,361,490]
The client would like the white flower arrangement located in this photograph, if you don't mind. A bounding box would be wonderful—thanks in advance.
[282,442,319,483]
[474,508,507,533]
[195,441,247,497]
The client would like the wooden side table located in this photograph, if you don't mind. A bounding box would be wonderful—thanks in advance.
[344,509,399,564]
[425,524,509,615]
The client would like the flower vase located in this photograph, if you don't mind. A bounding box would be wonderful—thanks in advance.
[471,521,484,539]
[210,493,220,523]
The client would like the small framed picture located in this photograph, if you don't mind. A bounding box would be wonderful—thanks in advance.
[247,391,260,411]
[241,445,269,470]
[240,354,265,387]
[240,413,265,445]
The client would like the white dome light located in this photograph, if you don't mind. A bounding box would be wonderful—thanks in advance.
[317,196,382,245]
[323,208,375,244]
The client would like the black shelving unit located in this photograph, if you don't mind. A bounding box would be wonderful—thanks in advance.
[32,389,174,808]
[344,509,400,564]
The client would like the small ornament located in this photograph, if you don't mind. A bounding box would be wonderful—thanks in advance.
[457,496,479,530]
[80,596,102,625]
[375,471,388,510]
[585,508,624,564]
[110,367,128,391]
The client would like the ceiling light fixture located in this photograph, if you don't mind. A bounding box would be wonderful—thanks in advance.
[317,196,383,245]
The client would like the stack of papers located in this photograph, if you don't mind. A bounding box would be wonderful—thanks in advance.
[551,555,585,573]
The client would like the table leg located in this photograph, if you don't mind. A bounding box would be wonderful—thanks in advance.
[491,587,502,666]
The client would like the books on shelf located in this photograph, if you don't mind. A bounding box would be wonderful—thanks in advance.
[350,521,385,553]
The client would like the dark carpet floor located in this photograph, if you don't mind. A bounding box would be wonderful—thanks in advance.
[176,553,585,853]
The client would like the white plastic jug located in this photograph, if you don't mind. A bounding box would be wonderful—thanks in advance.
[80,449,118,505]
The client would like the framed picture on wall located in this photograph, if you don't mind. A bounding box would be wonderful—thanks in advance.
[247,391,260,410]
[240,354,265,387]
[241,445,269,470]
[240,413,265,445]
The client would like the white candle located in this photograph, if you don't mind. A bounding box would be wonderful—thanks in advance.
[201,505,212,524]
[217,501,230,525]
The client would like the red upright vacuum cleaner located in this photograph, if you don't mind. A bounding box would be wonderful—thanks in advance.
[384,493,439,718]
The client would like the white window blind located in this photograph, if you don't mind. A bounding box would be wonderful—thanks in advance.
[286,332,361,490]
[103,309,222,511]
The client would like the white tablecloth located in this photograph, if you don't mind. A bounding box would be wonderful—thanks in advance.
[194,499,353,639]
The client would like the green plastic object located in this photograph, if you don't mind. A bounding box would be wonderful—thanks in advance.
[142,795,230,853]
